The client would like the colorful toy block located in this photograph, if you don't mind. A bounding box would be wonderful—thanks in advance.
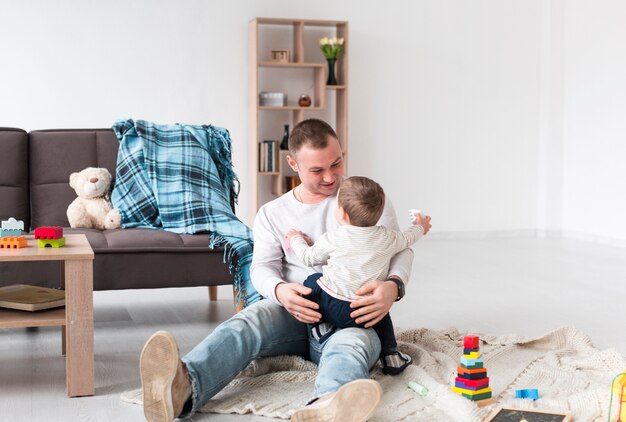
[1,217,25,238]
[0,228,22,238]
[0,236,27,249]
[464,335,479,349]
[38,237,66,248]
[461,356,484,367]
[1,217,24,231]
[461,361,484,369]
[516,388,539,400]
[451,386,493,400]
[455,376,490,390]
[34,226,64,240]
[452,335,492,406]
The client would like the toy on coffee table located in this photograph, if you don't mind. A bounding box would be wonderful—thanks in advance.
[35,226,65,248]
[0,218,26,249]
[1,217,24,238]
[0,236,27,249]
[451,335,494,407]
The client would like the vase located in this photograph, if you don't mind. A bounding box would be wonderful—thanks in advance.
[326,59,338,86]
[280,124,290,150]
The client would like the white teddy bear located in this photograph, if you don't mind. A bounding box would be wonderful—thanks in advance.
[66,167,122,230]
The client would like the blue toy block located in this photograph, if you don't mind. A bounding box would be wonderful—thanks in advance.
[460,356,484,367]
[515,388,539,400]
[461,361,484,369]
[0,228,22,238]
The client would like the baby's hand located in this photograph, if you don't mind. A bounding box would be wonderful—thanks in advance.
[285,229,305,240]
[409,210,432,235]
[285,229,314,246]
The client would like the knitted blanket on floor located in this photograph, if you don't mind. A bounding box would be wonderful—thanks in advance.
[121,326,625,421]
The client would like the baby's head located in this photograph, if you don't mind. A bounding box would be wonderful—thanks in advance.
[337,176,385,227]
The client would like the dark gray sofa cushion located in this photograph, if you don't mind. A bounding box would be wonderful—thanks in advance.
[0,128,29,228]
[29,129,118,229]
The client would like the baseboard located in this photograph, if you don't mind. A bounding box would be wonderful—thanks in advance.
[427,229,541,240]
[557,230,626,248]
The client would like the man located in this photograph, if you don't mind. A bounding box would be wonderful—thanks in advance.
[139,119,425,422]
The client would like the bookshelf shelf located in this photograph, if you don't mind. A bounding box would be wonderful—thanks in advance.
[259,106,325,111]
[258,61,325,68]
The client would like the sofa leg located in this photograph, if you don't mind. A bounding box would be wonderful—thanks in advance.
[208,286,218,301]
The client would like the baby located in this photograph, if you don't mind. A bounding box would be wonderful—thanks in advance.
[286,176,431,375]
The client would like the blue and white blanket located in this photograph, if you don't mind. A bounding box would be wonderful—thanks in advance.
[111,119,261,308]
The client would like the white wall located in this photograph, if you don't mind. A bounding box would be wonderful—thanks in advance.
[1,0,624,243]
[347,1,543,234]
[561,0,626,244]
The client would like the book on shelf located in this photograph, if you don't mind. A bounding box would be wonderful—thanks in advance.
[0,284,65,311]
[259,140,279,172]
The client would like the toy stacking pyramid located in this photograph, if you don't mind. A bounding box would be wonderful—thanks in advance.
[451,335,494,406]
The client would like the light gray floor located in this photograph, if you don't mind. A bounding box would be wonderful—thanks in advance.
[1,237,624,421]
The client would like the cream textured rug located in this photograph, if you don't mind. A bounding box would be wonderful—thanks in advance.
[122,326,625,421]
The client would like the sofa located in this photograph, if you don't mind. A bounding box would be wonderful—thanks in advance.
[0,127,234,301]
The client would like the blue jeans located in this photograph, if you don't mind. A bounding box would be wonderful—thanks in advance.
[181,299,381,414]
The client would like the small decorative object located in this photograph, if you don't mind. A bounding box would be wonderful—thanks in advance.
[320,36,344,85]
[280,124,290,150]
[285,176,301,190]
[298,95,311,107]
[271,49,290,63]
[259,91,287,107]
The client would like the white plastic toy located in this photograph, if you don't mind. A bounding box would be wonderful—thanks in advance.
[1,217,24,231]
[409,209,422,222]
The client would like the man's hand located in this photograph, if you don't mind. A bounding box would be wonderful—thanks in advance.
[275,282,321,324]
[349,280,398,328]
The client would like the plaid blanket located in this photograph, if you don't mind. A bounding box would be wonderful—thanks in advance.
[111,119,261,309]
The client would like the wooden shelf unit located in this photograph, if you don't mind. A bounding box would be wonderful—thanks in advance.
[248,17,349,223]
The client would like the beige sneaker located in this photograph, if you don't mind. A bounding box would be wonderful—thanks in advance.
[291,379,382,422]
[140,331,191,422]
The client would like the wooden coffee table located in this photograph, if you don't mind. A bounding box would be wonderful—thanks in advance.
[0,234,95,397]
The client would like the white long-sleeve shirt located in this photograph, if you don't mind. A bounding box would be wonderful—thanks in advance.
[290,224,424,301]
[250,190,414,305]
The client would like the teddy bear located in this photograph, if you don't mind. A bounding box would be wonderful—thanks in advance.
[66,167,122,230]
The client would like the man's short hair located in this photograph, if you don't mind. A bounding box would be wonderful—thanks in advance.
[289,119,338,155]
[337,176,385,227]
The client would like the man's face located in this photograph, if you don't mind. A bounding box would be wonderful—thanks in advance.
[291,137,345,197]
